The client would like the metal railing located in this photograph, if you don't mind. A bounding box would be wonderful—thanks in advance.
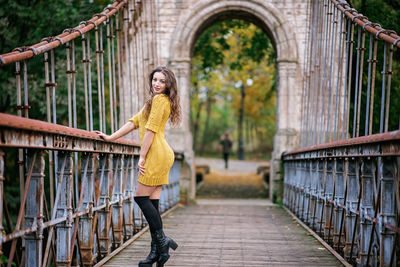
[0,113,183,266]
[0,0,181,266]
[286,0,400,266]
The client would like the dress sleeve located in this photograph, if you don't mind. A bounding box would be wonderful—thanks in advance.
[128,110,141,129]
[145,95,169,133]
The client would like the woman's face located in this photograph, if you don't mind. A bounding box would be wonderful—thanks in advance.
[152,72,167,94]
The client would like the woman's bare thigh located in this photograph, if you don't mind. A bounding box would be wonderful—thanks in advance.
[135,182,162,199]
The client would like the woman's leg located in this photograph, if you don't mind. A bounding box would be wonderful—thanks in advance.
[134,183,163,232]
[135,184,163,266]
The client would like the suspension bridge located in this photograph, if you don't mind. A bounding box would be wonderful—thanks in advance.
[0,0,399,266]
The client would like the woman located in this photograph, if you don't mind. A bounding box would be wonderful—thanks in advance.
[95,66,181,267]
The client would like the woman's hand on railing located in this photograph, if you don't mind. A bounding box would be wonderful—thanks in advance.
[94,131,113,141]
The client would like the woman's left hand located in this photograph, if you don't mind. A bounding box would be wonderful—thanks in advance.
[138,156,146,176]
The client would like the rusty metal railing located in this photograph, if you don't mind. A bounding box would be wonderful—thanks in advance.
[286,0,400,266]
[0,0,179,266]
[300,0,400,147]
[0,113,183,266]
[283,132,399,266]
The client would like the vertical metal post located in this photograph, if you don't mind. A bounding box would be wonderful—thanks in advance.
[345,23,355,139]
[365,34,374,136]
[66,41,72,127]
[368,38,378,135]
[352,28,362,138]
[71,39,79,209]
[302,0,314,146]
[379,43,387,133]
[87,32,94,132]
[333,159,345,249]
[310,160,318,228]
[356,30,366,137]
[50,50,57,125]
[100,24,107,133]
[116,11,125,123]
[15,61,26,244]
[55,151,73,267]
[384,44,393,132]
[112,155,123,248]
[379,158,396,266]
[106,18,115,133]
[22,60,29,118]
[359,159,375,266]
[317,159,326,235]
[78,153,95,266]
[111,16,118,131]
[95,25,104,133]
[333,12,345,141]
[24,150,45,267]
[123,156,134,239]
[325,2,338,143]
[309,0,322,145]
[344,159,358,261]
[300,0,311,146]
[82,34,90,131]
[71,39,77,130]
[124,4,133,120]
[299,161,306,219]
[97,154,112,256]
[303,160,311,222]
[324,159,334,241]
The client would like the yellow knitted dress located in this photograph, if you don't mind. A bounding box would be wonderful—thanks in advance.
[128,94,174,186]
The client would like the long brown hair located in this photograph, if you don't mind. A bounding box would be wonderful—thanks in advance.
[143,66,181,126]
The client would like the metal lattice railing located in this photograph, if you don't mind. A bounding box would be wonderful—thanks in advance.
[285,0,400,266]
[0,1,181,266]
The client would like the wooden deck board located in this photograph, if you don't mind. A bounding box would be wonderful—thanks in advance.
[102,201,343,267]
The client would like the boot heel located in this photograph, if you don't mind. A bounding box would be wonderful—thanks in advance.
[138,263,153,267]
[156,255,170,267]
[169,239,178,250]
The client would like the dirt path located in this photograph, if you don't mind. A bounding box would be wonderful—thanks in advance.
[195,157,269,198]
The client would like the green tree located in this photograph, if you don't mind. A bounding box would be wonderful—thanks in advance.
[191,20,276,158]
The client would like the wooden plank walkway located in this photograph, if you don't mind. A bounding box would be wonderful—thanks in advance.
[101,199,343,267]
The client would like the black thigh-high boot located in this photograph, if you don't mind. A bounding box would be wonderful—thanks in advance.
[134,196,178,267]
[154,229,178,267]
[135,197,163,267]
[137,199,161,266]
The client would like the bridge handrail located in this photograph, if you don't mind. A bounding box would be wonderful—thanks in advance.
[0,112,140,149]
[333,0,400,48]
[284,129,400,157]
[0,0,127,65]
[0,112,183,266]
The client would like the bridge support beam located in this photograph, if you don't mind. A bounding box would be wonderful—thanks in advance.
[78,152,95,266]
[24,150,45,267]
[56,151,73,267]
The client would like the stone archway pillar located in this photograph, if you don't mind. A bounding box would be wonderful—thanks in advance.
[270,60,301,201]
[168,59,196,201]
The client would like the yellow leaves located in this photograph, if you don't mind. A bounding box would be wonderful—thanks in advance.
[191,20,278,153]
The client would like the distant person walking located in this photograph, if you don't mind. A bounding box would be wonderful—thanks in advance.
[220,132,233,169]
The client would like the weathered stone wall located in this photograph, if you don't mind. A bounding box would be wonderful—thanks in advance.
[122,0,311,201]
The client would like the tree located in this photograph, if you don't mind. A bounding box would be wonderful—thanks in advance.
[191,19,276,158]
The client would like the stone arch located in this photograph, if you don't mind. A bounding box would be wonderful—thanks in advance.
[167,0,303,201]
[170,0,298,63]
